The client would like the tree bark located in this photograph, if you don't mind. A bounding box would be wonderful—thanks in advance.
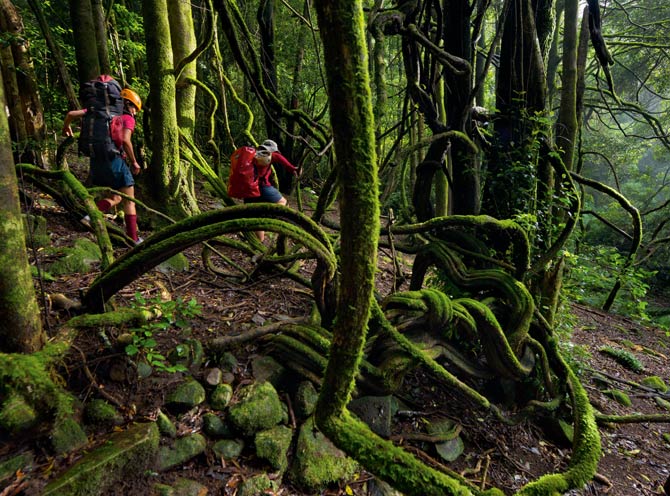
[69,0,101,84]
[0,0,48,167]
[91,0,111,74]
[142,0,194,219]
[0,68,45,353]
[313,0,379,420]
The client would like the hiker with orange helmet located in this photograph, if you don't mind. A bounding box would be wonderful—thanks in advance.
[63,82,145,243]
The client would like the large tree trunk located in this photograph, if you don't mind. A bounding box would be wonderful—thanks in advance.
[0,68,45,353]
[0,0,48,168]
[69,0,101,84]
[142,0,195,219]
[313,0,379,426]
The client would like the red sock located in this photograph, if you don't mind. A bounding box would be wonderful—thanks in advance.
[97,199,112,212]
[125,214,138,241]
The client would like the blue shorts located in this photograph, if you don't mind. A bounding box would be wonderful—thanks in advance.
[90,155,134,190]
[244,185,283,204]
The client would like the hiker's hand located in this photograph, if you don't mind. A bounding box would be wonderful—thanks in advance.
[131,161,141,175]
[62,125,73,137]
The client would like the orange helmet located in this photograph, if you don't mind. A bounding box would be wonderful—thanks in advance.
[121,88,142,111]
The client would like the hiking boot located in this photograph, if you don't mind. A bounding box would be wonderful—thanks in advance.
[80,215,91,228]
[134,236,144,245]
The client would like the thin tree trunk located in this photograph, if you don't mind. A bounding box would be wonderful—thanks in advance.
[91,0,111,74]
[0,0,48,167]
[0,67,45,353]
[26,0,79,109]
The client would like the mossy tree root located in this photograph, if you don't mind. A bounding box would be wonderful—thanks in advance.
[83,205,336,312]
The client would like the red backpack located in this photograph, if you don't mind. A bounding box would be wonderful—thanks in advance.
[228,146,260,199]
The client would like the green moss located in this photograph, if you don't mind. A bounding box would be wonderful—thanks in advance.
[599,346,644,373]
[0,345,75,425]
[47,238,102,275]
[603,389,632,407]
[641,375,668,393]
[0,393,38,434]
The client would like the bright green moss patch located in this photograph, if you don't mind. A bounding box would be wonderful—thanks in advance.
[603,389,632,407]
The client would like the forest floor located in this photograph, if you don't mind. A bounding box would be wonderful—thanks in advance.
[4,172,670,496]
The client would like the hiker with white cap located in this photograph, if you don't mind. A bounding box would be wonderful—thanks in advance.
[244,139,298,242]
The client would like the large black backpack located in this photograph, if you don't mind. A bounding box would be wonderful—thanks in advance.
[78,76,124,158]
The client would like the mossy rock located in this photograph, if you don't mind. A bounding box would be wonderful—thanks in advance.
[255,425,294,472]
[157,253,190,274]
[156,409,177,438]
[238,473,278,496]
[43,422,159,495]
[289,416,358,492]
[156,433,207,471]
[0,394,38,435]
[211,438,244,459]
[47,238,102,275]
[210,383,234,411]
[165,379,206,411]
[84,399,123,428]
[294,381,319,419]
[50,417,89,455]
[228,382,284,436]
[202,412,233,438]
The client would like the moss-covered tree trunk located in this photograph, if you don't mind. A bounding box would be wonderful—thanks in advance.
[313,0,379,421]
[0,0,48,167]
[142,0,194,219]
[0,69,45,353]
[91,0,111,74]
[167,0,198,213]
[68,0,101,84]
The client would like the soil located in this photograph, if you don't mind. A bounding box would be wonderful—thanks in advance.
[4,177,670,496]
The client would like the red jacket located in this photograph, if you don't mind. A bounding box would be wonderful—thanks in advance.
[256,152,297,187]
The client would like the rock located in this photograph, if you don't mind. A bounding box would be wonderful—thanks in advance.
[255,425,294,472]
[156,409,177,438]
[289,416,358,491]
[228,382,284,436]
[172,477,209,495]
[217,352,239,373]
[156,433,207,471]
[50,417,88,455]
[157,253,190,274]
[202,412,233,438]
[211,439,244,459]
[43,423,159,495]
[166,379,206,411]
[0,394,38,435]
[238,473,277,496]
[251,355,287,387]
[209,383,233,411]
[203,367,223,386]
[348,395,405,438]
[84,399,123,428]
[294,381,319,419]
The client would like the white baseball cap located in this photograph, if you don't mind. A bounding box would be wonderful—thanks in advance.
[262,139,278,152]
